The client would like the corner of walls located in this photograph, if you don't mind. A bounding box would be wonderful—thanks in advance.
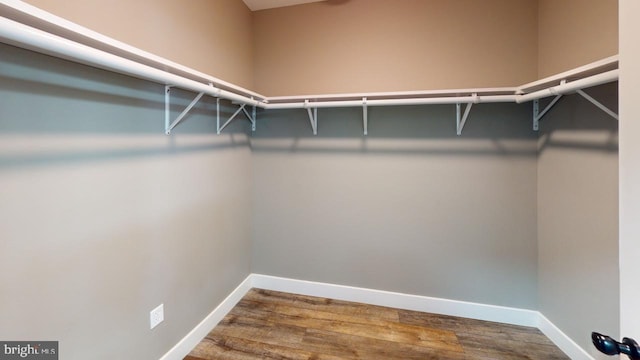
[535,0,619,356]
[537,313,596,360]
[536,83,619,357]
[159,276,254,360]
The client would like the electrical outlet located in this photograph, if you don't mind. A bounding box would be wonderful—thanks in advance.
[150,304,164,329]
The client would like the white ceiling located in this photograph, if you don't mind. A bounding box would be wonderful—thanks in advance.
[242,0,327,11]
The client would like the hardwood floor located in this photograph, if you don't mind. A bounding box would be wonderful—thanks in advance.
[185,289,569,360]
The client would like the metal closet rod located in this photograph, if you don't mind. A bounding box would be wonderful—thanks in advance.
[516,69,619,103]
[0,16,619,110]
[266,95,517,109]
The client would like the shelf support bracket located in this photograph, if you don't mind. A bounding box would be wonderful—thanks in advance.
[165,84,212,135]
[216,97,220,134]
[165,85,172,135]
[252,103,257,132]
[533,94,562,131]
[576,89,619,121]
[305,100,318,135]
[240,98,257,132]
[456,100,473,136]
[217,98,256,134]
[363,97,368,136]
[218,103,246,134]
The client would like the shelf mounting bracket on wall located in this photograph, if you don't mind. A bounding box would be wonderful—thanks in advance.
[0,8,619,138]
[533,94,563,131]
[576,89,619,121]
[217,98,257,134]
[363,97,368,136]
[305,100,318,135]
[164,84,211,135]
[250,102,257,132]
[455,93,476,135]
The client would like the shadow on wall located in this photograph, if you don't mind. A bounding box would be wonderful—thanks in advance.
[251,101,539,157]
[251,82,618,157]
[537,82,619,154]
[0,43,252,169]
[0,43,618,164]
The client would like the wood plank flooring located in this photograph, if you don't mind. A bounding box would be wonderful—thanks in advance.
[185,289,569,360]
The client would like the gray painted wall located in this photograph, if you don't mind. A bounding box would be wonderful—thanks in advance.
[0,43,253,360]
[0,41,619,359]
[537,82,619,356]
[251,103,539,309]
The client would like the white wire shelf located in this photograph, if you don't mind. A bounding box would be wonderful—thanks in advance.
[0,0,620,135]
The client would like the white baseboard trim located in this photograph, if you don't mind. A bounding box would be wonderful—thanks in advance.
[159,275,253,360]
[537,313,595,360]
[251,274,539,327]
[160,273,592,360]
[251,274,596,360]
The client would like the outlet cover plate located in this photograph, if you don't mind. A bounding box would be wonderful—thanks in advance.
[150,304,164,329]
